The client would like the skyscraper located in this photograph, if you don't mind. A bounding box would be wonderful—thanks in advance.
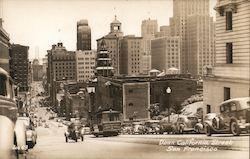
[77,19,91,51]
[140,18,158,74]
[170,0,214,76]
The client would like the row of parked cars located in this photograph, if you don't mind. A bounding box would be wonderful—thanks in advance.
[121,115,203,135]
[121,97,250,136]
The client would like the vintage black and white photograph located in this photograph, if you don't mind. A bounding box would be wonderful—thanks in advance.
[0,0,249,159]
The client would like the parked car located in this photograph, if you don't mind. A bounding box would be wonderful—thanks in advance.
[44,123,49,128]
[17,117,37,149]
[132,122,146,134]
[15,118,28,153]
[204,97,250,136]
[145,120,160,134]
[82,127,91,135]
[58,123,63,127]
[176,115,203,134]
[64,123,84,142]
[159,117,178,134]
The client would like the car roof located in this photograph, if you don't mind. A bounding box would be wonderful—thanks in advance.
[220,97,250,109]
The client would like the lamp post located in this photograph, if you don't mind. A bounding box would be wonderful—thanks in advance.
[166,87,171,123]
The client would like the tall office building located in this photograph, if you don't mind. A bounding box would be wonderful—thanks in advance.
[47,42,76,82]
[187,15,215,75]
[9,44,30,92]
[77,19,91,51]
[76,50,96,82]
[170,0,214,76]
[120,35,143,75]
[97,16,123,75]
[140,18,158,74]
[203,0,250,114]
[151,36,181,72]
[0,18,10,73]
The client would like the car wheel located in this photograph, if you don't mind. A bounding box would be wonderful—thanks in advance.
[179,125,184,134]
[65,137,68,143]
[205,125,212,136]
[231,121,241,136]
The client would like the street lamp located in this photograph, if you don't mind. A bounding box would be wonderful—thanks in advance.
[166,87,171,123]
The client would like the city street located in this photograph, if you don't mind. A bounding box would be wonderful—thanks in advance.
[20,107,249,159]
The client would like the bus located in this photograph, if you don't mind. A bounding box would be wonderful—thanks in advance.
[0,67,19,159]
[92,109,121,137]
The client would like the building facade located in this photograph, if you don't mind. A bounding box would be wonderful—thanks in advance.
[76,50,96,82]
[77,19,91,51]
[32,59,43,81]
[170,0,214,76]
[120,35,143,75]
[155,26,171,38]
[0,19,10,73]
[203,0,250,114]
[141,19,158,74]
[187,15,215,76]
[9,44,30,92]
[151,36,181,72]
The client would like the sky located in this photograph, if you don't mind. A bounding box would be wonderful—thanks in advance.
[1,0,217,60]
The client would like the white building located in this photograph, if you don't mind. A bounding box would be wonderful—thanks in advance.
[203,0,250,114]
[76,50,96,82]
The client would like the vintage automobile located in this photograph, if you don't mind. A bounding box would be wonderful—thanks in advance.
[92,110,121,137]
[132,122,146,135]
[0,67,19,158]
[176,115,203,134]
[159,117,178,134]
[17,116,37,149]
[204,97,250,136]
[144,120,160,134]
[64,122,84,142]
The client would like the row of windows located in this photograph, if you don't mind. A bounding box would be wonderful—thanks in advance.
[55,63,75,65]
[78,66,95,69]
[78,62,95,65]
[78,57,95,60]
[78,70,94,74]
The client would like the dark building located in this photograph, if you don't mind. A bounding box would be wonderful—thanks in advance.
[32,59,43,81]
[96,38,114,77]
[95,74,197,122]
[77,19,91,51]
[0,18,10,73]
[9,44,30,92]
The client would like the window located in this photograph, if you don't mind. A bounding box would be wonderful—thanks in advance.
[0,74,7,96]
[226,11,232,30]
[226,43,233,64]
[128,103,133,106]
[206,105,211,113]
[224,87,230,101]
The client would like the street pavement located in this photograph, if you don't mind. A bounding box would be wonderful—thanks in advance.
[18,107,249,159]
